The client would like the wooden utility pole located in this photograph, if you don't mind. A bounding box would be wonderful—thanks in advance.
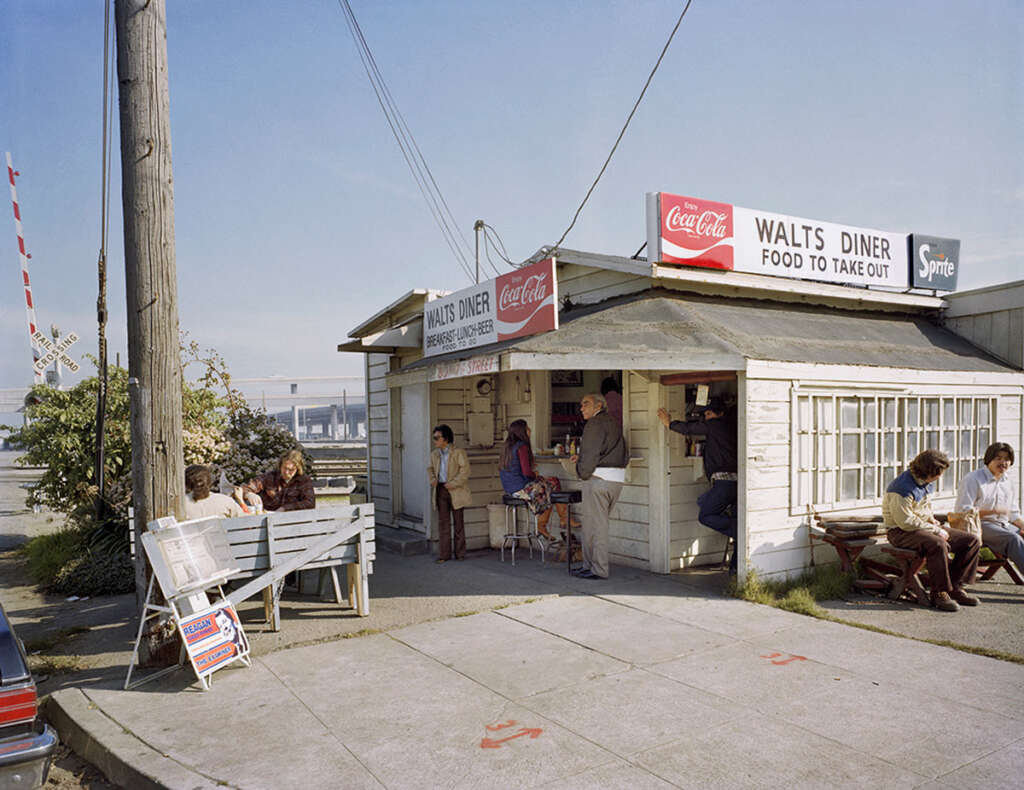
[115,0,184,607]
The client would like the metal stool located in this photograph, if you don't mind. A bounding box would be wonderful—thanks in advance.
[501,495,544,566]
[549,490,582,574]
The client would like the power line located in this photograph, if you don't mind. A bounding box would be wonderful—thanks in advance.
[549,0,694,256]
[337,1,476,283]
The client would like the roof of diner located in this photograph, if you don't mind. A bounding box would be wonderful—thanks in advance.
[404,289,1014,373]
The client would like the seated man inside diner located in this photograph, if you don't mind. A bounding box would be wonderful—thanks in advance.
[883,448,980,612]
[185,464,245,519]
[955,441,1024,577]
[499,419,579,543]
[234,449,315,512]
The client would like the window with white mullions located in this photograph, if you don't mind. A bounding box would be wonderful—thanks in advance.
[792,390,996,510]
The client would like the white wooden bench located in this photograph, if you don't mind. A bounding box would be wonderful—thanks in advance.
[221,504,375,630]
[132,504,375,631]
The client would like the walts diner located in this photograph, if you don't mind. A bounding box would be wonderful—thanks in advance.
[339,191,1022,581]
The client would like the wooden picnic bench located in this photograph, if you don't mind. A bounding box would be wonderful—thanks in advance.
[132,504,375,630]
[811,509,1022,604]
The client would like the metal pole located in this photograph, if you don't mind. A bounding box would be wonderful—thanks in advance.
[474,219,484,284]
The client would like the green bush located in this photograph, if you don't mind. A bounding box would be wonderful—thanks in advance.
[5,338,306,595]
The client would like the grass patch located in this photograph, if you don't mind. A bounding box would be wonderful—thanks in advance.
[23,626,91,653]
[729,564,855,617]
[19,528,84,587]
[453,610,479,617]
[27,654,85,677]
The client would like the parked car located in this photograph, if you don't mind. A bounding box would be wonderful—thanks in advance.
[0,602,57,788]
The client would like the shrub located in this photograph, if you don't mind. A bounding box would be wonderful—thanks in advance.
[5,338,306,595]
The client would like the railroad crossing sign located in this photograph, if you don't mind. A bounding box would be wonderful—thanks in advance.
[31,329,80,374]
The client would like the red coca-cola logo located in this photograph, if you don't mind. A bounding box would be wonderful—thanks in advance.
[495,258,557,341]
[498,273,548,311]
[665,205,729,239]
[658,193,734,270]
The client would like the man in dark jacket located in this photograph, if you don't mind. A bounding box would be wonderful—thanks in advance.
[571,393,628,579]
[658,397,737,569]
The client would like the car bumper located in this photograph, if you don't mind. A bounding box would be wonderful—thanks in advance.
[0,721,58,789]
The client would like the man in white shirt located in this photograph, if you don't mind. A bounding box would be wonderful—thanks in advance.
[955,442,1024,576]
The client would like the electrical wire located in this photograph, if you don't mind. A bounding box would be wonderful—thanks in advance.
[483,223,515,265]
[549,0,694,256]
[338,0,477,283]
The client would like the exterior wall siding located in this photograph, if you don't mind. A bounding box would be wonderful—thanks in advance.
[366,353,392,526]
[744,364,1024,579]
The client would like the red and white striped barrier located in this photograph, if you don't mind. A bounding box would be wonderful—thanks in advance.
[6,152,43,385]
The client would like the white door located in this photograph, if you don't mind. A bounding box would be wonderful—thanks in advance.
[400,382,427,521]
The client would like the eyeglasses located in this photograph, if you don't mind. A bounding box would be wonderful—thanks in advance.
[432,434,443,440]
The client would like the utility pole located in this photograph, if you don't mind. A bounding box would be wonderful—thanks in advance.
[115,0,185,607]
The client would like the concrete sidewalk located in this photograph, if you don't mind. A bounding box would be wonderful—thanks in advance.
[43,552,1024,790]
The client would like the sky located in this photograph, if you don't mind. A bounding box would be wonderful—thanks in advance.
[1,0,1021,397]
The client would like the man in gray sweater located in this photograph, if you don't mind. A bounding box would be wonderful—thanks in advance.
[571,392,629,579]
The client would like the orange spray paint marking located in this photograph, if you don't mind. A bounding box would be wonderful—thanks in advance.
[485,720,518,732]
[480,727,543,749]
[760,651,807,665]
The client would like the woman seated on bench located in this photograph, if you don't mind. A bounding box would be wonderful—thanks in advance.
[954,441,1024,576]
[499,419,578,542]
[883,449,981,612]
[235,449,315,512]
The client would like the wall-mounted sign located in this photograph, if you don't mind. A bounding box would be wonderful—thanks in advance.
[423,258,558,357]
[646,192,909,289]
[909,234,959,291]
[429,355,500,382]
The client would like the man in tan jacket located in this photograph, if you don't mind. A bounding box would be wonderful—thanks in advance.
[428,424,472,562]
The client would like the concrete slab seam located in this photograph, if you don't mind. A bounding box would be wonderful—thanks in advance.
[930,733,1024,786]
[382,629,633,766]
[253,655,389,788]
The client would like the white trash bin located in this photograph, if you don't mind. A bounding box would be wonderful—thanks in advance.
[487,503,506,549]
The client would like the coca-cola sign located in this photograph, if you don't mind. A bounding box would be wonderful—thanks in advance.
[423,258,558,358]
[656,193,734,270]
[647,191,911,289]
[495,259,556,341]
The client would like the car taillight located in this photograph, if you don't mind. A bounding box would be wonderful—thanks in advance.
[0,683,37,726]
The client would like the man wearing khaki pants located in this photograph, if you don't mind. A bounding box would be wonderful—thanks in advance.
[571,393,628,579]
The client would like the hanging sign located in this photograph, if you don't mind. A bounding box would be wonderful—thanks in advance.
[646,192,909,289]
[909,234,959,291]
[423,258,558,357]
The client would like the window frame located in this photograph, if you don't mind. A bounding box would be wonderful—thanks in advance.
[790,387,997,515]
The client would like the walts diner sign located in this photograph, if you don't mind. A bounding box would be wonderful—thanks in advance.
[422,257,558,358]
[646,191,957,291]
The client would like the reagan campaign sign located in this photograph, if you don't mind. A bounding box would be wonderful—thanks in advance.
[423,258,558,357]
[646,192,909,289]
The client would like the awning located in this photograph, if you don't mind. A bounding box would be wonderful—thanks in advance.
[401,289,1015,374]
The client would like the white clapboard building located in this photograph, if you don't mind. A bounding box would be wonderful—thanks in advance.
[339,195,1024,581]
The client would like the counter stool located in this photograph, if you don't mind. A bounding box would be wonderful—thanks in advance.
[549,490,583,574]
[501,495,545,566]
